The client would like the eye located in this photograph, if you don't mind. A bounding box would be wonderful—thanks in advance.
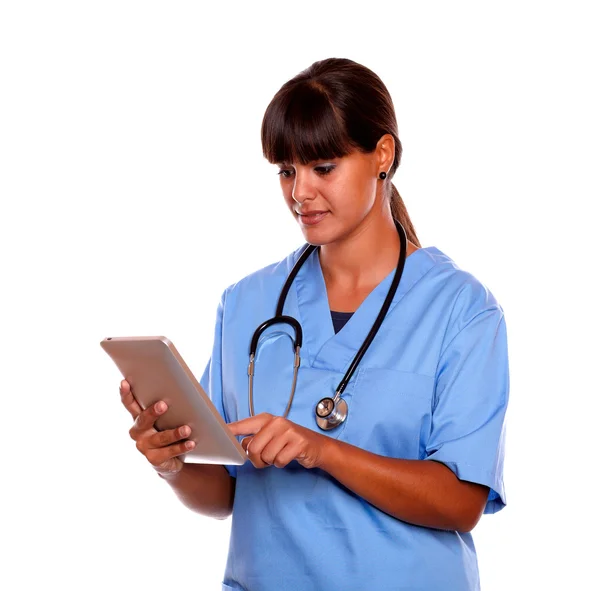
[315,165,335,176]
[276,165,335,178]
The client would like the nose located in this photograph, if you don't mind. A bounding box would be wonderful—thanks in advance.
[291,169,316,205]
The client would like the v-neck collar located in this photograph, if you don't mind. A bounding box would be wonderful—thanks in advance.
[291,246,440,372]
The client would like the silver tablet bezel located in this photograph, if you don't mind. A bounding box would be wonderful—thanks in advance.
[101,335,247,466]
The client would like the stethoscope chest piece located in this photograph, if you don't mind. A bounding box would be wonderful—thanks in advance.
[315,396,348,431]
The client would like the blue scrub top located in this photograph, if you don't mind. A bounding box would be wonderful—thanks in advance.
[200,245,509,591]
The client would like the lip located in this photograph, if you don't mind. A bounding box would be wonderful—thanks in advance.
[296,211,329,226]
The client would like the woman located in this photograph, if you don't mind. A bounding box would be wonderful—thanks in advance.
[120,57,509,590]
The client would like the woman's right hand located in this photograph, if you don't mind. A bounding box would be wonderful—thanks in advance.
[119,379,196,477]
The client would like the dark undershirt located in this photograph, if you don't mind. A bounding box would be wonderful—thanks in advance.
[330,310,354,334]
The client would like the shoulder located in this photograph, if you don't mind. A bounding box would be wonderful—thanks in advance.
[219,244,307,304]
[420,246,505,337]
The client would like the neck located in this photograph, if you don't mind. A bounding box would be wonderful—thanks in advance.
[318,210,403,290]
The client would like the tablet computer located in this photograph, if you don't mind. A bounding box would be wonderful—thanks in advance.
[100,336,247,466]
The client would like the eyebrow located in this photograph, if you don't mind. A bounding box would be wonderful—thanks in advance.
[276,159,332,167]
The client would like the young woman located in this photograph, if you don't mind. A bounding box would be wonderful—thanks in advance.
[120,57,509,590]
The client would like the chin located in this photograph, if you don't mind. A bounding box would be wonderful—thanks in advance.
[299,226,339,247]
[295,212,350,247]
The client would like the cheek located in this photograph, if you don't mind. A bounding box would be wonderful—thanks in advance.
[355,180,377,216]
[329,182,372,216]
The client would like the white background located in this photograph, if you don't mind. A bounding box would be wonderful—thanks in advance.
[1,1,598,589]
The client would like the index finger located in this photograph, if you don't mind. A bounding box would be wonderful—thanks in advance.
[228,414,272,436]
[119,379,143,420]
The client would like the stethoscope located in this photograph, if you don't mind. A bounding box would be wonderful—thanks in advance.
[248,220,408,431]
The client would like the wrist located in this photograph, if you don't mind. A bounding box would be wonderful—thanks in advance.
[155,463,185,482]
[316,434,341,472]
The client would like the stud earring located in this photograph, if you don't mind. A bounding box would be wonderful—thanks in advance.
[379,171,387,180]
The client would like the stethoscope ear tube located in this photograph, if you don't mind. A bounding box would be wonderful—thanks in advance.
[334,220,407,399]
[275,243,318,317]
[249,315,303,356]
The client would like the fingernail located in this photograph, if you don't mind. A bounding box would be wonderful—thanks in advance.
[185,441,195,449]
[155,402,166,413]
[180,426,190,437]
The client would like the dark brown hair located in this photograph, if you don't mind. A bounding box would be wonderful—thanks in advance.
[260,57,420,247]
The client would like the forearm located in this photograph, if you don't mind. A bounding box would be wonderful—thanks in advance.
[320,438,487,532]
[158,463,235,520]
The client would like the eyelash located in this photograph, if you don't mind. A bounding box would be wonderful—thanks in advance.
[277,166,335,178]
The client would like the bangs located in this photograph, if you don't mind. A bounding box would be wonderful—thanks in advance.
[261,82,357,166]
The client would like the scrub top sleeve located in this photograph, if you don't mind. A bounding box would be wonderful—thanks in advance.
[199,289,237,479]
[425,307,509,514]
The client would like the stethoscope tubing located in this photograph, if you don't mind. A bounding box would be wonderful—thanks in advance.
[247,220,407,428]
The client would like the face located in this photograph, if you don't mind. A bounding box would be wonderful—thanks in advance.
[276,146,388,246]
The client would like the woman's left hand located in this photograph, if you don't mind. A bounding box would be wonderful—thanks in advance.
[228,414,330,470]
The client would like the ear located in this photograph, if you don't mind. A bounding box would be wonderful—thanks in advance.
[376,133,395,174]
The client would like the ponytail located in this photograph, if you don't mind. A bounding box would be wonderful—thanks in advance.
[389,183,421,248]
